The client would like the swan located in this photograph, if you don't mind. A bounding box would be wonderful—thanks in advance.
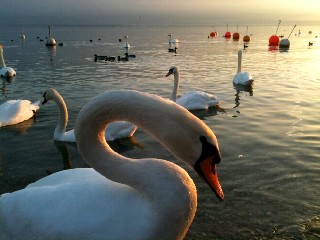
[42,88,137,142]
[233,50,253,86]
[168,34,180,44]
[166,66,223,110]
[0,45,16,78]
[123,35,130,49]
[0,99,40,127]
[0,90,224,239]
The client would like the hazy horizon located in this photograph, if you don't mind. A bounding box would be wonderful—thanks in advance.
[0,0,319,26]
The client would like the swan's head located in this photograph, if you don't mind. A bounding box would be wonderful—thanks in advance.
[1,68,16,78]
[166,66,178,77]
[42,88,59,105]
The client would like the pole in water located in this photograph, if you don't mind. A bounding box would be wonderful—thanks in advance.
[287,24,297,39]
[275,20,281,35]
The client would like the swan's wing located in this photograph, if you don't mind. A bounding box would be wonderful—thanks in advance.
[105,121,137,141]
[177,91,220,110]
[0,168,154,239]
[233,72,253,85]
[0,100,36,127]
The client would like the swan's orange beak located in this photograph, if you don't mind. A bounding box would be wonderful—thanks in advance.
[196,156,224,201]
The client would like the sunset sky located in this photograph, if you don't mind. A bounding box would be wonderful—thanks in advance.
[1,0,319,25]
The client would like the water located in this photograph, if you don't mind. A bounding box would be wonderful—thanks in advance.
[0,24,319,239]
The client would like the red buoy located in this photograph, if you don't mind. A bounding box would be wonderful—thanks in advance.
[269,35,280,46]
[210,32,217,37]
[233,32,240,40]
[224,32,231,38]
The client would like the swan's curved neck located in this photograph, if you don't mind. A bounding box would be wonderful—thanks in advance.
[170,70,179,102]
[53,92,68,136]
[0,48,6,68]
[75,91,209,188]
[237,51,242,73]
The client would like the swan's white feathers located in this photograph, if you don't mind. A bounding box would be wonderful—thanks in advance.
[0,100,40,127]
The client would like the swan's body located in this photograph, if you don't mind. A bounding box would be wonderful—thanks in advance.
[0,100,40,127]
[0,45,16,78]
[42,88,137,142]
[0,90,224,239]
[123,35,130,49]
[166,66,222,110]
[233,50,253,86]
[168,34,180,44]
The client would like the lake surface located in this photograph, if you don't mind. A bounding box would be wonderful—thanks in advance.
[0,24,319,239]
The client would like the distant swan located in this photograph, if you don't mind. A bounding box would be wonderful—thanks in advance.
[123,35,130,49]
[233,50,253,85]
[0,90,224,239]
[168,34,180,44]
[166,66,223,110]
[0,44,16,78]
[0,99,40,127]
[42,88,137,142]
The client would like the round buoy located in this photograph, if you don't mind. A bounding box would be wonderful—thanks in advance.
[224,32,231,38]
[279,38,290,48]
[269,35,279,46]
[243,35,251,42]
[46,38,56,46]
[233,32,240,40]
[210,32,217,37]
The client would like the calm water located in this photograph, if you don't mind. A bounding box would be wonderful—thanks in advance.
[0,24,319,239]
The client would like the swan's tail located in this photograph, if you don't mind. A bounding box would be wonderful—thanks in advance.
[31,100,41,111]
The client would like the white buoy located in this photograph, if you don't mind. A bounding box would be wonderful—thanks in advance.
[279,24,296,49]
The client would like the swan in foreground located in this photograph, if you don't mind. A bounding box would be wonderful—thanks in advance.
[233,50,253,85]
[166,66,223,110]
[42,88,137,142]
[0,99,40,127]
[0,90,224,239]
[168,34,180,44]
[0,44,16,78]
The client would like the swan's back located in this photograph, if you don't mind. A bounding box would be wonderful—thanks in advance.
[233,72,253,85]
[176,91,220,110]
[0,100,39,127]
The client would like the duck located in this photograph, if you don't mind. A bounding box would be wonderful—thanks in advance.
[168,34,180,44]
[0,90,224,239]
[309,42,313,46]
[166,66,223,110]
[117,55,129,61]
[125,52,136,58]
[93,54,107,61]
[0,99,40,127]
[233,50,253,86]
[0,44,16,78]
[105,56,116,61]
[168,47,177,53]
[41,88,137,142]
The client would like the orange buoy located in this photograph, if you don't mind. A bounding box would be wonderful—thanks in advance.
[269,35,280,46]
[243,35,251,42]
[243,26,251,42]
[233,32,240,40]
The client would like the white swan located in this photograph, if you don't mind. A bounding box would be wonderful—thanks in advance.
[166,66,222,110]
[168,34,180,44]
[123,35,130,49]
[45,25,56,46]
[42,88,137,142]
[0,99,40,127]
[0,44,16,78]
[233,50,253,85]
[0,90,224,240]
